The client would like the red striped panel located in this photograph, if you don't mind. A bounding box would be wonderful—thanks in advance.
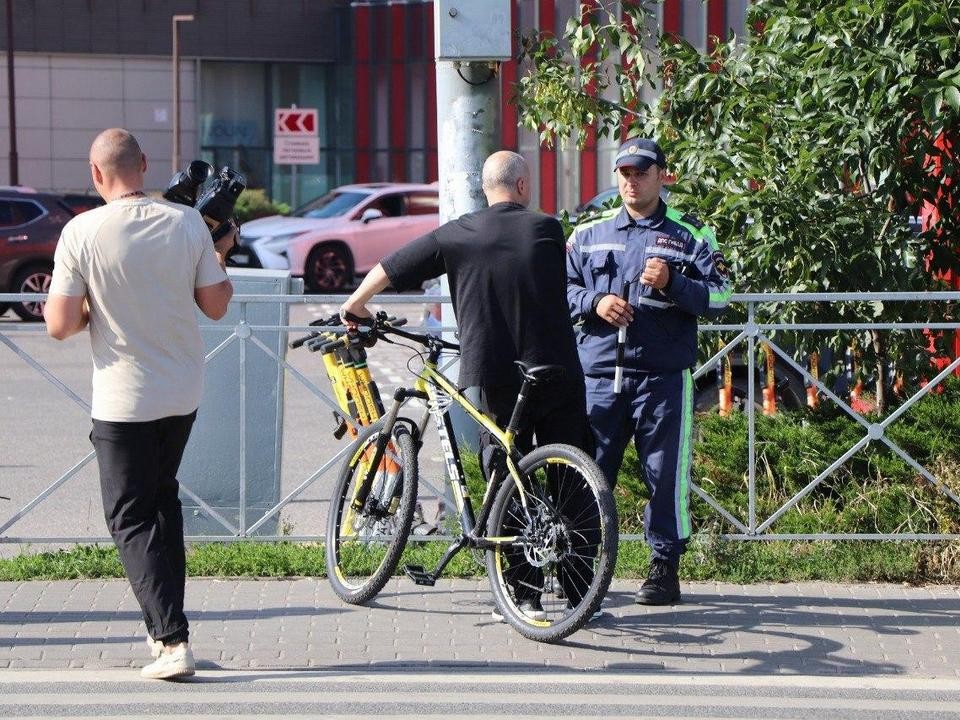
[390,3,407,181]
[579,0,599,204]
[580,136,598,203]
[707,0,726,51]
[355,3,371,61]
[409,1,423,60]
[537,0,557,213]
[500,0,519,151]
[662,0,681,36]
[619,3,641,139]
[354,4,372,181]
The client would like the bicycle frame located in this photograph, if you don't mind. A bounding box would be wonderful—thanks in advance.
[352,332,537,583]
[413,357,533,537]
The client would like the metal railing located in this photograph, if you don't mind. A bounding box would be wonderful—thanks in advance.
[2,291,959,545]
[694,291,960,541]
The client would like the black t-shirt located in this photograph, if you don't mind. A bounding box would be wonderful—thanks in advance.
[381,201,583,389]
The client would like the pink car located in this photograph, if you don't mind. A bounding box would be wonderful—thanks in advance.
[233,183,440,292]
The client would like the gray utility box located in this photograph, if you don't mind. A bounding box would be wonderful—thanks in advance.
[434,0,512,60]
[179,268,302,537]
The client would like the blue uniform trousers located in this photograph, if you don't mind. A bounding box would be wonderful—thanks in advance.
[584,370,693,564]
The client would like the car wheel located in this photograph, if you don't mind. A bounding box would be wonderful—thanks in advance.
[305,243,353,293]
[11,263,53,322]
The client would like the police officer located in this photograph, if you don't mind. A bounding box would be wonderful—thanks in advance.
[567,138,731,605]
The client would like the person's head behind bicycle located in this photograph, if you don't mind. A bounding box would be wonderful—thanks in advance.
[481,151,531,208]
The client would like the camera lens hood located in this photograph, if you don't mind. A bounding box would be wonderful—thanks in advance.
[187,160,214,184]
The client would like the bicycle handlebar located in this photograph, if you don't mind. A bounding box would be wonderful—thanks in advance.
[343,310,459,353]
[290,312,454,353]
[289,314,342,349]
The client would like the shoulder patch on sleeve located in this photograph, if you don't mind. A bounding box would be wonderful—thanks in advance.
[713,251,730,277]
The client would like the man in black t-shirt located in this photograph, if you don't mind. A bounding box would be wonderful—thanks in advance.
[340,151,596,616]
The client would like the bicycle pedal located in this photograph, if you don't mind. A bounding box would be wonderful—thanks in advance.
[404,564,436,586]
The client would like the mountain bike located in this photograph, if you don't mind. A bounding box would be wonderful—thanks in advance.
[325,311,618,642]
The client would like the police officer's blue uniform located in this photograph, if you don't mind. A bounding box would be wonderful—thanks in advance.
[567,199,731,567]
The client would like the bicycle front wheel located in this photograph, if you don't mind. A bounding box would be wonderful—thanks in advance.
[326,420,418,604]
[485,443,617,642]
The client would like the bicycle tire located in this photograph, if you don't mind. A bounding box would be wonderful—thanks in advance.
[485,443,617,642]
[326,420,418,604]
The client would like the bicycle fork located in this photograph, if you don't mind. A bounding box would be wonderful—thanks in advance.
[350,387,424,514]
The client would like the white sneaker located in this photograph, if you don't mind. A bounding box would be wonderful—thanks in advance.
[491,599,547,622]
[146,635,163,659]
[140,642,196,680]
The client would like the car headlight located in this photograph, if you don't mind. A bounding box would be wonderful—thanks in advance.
[257,233,305,253]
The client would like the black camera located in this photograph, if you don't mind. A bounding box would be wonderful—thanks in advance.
[164,160,246,241]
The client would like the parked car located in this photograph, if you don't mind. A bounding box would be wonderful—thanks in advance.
[232,183,441,292]
[59,193,105,215]
[0,187,76,321]
[572,187,620,220]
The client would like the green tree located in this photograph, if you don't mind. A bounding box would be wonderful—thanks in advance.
[516,0,960,412]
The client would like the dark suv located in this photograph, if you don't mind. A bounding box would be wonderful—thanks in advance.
[0,187,77,321]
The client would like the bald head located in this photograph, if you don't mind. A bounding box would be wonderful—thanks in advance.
[90,128,144,180]
[481,151,531,206]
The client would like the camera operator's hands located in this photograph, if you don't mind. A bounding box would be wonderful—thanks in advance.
[213,221,239,270]
[214,221,239,256]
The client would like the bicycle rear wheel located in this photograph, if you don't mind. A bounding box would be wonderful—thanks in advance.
[326,420,418,604]
[485,443,617,642]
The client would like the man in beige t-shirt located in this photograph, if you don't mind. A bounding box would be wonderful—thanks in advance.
[44,128,235,680]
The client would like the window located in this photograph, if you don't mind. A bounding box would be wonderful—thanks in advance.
[0,200,44,228]
[369,194,404,218]
[295,191,370,219]
[405,193,439,215]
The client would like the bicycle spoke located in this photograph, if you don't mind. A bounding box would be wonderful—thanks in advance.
[327,422,418,604]
[486,442,619,640]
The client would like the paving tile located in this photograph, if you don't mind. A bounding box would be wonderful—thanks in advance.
[1,579,959,674]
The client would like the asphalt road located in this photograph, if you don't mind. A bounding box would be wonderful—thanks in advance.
[4,670,959,719]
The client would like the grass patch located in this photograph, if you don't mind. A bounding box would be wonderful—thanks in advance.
[2,538,957,583]
[0,544,126,581]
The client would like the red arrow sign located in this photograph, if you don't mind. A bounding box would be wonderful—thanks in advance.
[275,108,319,136]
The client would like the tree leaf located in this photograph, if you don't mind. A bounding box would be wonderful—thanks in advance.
[945,85,960,113]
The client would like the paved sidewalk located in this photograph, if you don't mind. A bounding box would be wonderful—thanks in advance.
[1,579,957,676]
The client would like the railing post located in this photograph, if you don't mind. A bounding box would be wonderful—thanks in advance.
[747,301,757,534]
[238,300,248,536]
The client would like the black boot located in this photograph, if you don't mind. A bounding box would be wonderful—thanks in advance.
[636,558,681,605]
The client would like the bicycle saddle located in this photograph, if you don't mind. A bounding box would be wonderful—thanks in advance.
[514,361,566,384]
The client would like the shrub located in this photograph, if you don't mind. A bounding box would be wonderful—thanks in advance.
[234,189,290,224]
[644,377,960,540]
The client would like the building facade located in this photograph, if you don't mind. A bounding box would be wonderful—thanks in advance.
[353,0,749,214]
[0,0,351,201]
[0,0,747,215]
